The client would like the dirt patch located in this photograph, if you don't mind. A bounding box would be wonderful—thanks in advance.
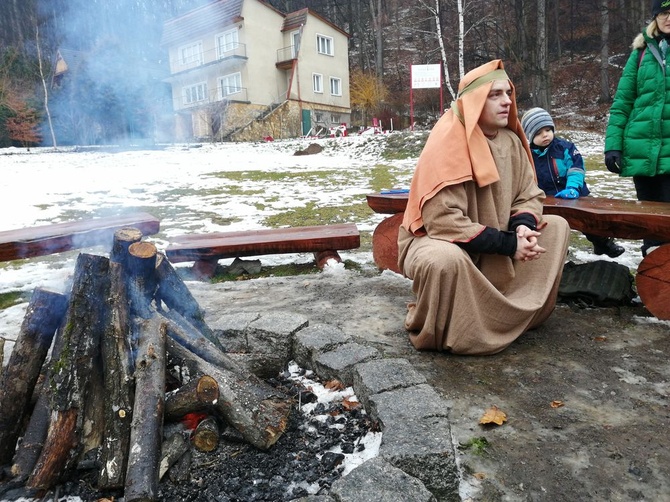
[189,269,670,501]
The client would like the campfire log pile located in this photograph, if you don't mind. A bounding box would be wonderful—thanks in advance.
[0,228,291,501]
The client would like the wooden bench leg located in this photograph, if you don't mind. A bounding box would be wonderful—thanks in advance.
[371,213,404,274]
[636,244,670,320]
[192,259,219,280]
[314,250,342,269]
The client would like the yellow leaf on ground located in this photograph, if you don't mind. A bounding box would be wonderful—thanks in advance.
[550,400,564,408]
[479,405,507,425]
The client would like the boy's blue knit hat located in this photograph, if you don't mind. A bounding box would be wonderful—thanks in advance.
[521,107,554,142]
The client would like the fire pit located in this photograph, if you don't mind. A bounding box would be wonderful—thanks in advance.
[0,228,382,501]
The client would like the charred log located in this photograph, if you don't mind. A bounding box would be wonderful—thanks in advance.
[155,253,214,343]
[167,338,290,450]
[125,241,158,319]
[26,253,111,490]
[0,288,67,466]
[192,416,219,453]
[164,375,219,421]
[111,227,144,265]
[124,316,167,502]
[98,262,135,490]
[158,432,189,480]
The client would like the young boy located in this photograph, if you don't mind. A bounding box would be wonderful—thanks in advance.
[521,107,625,258]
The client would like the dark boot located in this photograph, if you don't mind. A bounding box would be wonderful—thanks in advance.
[641,239,664,257]
[587,235,625,258]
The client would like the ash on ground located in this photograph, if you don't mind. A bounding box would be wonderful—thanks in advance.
[158,364,382,502]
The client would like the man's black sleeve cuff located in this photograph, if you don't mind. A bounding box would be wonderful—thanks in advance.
[456,227,517,256]
[509,213,537,232]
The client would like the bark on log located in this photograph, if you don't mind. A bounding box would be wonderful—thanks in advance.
[111,227,144,265]
[0,288,67,466]
[124,316,167,502]
[164,375,219,421]
[167,338,290,450]
[192,416,219,452]
[158,432,189,480]
[126,241,158,319]
[155,253,216,345]
[98,261,135,489]
[27,253,111,490]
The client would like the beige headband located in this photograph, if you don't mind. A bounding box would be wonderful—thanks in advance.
[456,69,509,98]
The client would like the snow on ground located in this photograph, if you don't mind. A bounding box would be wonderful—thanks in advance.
[0,131,648,359]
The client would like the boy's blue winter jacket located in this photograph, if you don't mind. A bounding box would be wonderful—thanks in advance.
[530,136,590,197]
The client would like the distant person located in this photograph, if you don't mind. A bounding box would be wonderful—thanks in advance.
[604,0,670,257]
[397,60,570,356]
[521,107,624,258]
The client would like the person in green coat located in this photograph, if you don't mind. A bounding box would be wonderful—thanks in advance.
[604,0,670,256]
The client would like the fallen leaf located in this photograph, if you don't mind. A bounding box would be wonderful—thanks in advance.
[325,379,345,391]
[550,400,564,408]
[473,472,486,480]
[479,405,507,425]
[594,336,607,342]
[342,397,360,411]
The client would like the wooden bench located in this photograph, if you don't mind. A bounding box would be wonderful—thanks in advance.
[366,192,670,320]
[165,223,361,278]
[0,212,161,262]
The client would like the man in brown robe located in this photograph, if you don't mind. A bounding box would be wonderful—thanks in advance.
[398,59,570,355]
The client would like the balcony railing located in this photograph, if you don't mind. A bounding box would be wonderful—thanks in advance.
[276,45,297,69]
[178,86,249,109]
[170,43,247,74]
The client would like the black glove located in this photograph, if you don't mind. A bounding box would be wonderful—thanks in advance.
[604,150,622,174]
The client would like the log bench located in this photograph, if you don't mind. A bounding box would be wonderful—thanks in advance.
[0,212,161,262]
[165,223,360,278]
[366,192,670,320]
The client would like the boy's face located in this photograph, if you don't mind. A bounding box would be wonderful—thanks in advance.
[532,126,554,148]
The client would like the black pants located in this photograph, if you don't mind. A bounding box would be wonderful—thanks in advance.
[633,174,670,251]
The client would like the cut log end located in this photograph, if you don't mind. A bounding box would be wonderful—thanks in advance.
[636,244,670,320]
[129,241,158,259]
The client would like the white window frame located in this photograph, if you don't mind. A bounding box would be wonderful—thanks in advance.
[331,114,341,124]
[183,82,208,105]
[216,29,239,59]
[330,77,342,96]
[219,72,242,98]
[313,73,323,93]
[316,34,333,56]
[179,41,203,65]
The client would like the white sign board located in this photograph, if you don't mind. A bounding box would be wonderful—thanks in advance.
[411,64,441,89]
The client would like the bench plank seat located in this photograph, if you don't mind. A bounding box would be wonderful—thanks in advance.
[366,191,670,320]
[165,223,360,277]
[0,212,160,262]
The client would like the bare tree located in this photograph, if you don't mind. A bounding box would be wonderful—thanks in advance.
[599,0,611,103]
[535,0,550,109]
[35,24,57,148]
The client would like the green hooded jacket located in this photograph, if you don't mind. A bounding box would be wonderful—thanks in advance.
[605,31,670,177]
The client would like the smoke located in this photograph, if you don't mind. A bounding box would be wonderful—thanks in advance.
[36,0,209,146]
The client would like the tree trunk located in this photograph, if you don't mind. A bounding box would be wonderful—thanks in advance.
[599,0,611,103]
[124,316,167,502]
[158,432,189,480]
[0,288,67,466]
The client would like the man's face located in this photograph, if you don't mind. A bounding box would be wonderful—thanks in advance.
[478,79,512,137]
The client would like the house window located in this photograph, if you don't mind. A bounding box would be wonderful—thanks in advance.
[316,35,333,56]
[183,82,208,105]
[179,42,203,65]
[313,73,323,93]
[330,77,342,96]
[216,29,239,58]
[219,72,242,98]
[331,114,340,124]
[314,112,323,123]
